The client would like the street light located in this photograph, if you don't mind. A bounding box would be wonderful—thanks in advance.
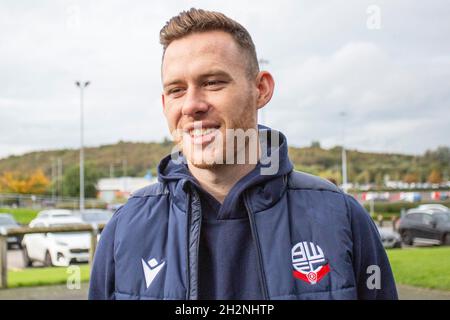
[75,81,90,211]
[340,111,348,193]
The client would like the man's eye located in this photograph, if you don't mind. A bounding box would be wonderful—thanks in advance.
[204,80,225,88]
[168,88,184,95]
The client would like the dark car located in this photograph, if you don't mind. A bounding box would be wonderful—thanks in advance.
[397,209,450,246]
[0,213,23,249]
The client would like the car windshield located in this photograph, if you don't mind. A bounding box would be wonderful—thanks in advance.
[51,214,72,218]
[48,222,88,237]
[81,212,111,222]
[50,222,82,227]
[0,216,17,226]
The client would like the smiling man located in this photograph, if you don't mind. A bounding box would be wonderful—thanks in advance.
[89,8,398,300]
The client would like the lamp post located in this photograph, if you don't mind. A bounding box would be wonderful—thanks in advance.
[75,81,90,211]
[340,111,348,193]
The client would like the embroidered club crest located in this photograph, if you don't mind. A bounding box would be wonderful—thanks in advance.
[291,241,330,284]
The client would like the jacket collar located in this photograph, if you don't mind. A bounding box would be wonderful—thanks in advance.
[157,125,294,215]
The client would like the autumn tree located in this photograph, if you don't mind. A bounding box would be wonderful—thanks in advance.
[427,169,442,184]
[403,172,419,184]
[0,170,50,194]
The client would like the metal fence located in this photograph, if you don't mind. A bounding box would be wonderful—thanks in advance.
[0,192,107,209]
[0,223,105,289]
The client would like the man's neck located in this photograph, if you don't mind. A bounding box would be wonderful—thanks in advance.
[187,162,257,204]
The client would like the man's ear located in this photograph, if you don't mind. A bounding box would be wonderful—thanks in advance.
[255,71,275,110]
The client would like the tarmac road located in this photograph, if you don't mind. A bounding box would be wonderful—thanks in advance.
[7,248,26,269]
[0,283,449,300]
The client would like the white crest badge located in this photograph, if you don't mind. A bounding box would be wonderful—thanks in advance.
[291,241,330,284]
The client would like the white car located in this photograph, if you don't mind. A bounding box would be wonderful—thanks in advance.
[22,210,91,267]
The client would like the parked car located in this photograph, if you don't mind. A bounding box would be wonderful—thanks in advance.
[0,213,23,249]
[416,204,449,212]
[397,209,450,246]
[22,211,90,267]
[73,209,113,227]
[35,209,73,219]
[377,226,402,249]
[107,203,124,211]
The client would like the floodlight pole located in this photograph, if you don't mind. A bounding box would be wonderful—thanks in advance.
[75,81,90,211]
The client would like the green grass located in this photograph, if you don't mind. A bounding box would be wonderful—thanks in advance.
[0,208,39,225]
[7,265,91,288]
[3,244,450,292]
[387,246,450,291]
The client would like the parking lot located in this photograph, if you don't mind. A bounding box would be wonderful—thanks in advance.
[1,208,449,300]
[7,248,30,270]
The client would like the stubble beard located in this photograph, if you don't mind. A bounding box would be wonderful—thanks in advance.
[180,101,258,170]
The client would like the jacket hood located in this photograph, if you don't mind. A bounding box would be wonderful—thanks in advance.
[157,125,294,218]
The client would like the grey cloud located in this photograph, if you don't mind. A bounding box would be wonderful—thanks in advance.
[0,0,449,159]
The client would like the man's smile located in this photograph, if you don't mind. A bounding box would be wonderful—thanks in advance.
[182,121,221,146]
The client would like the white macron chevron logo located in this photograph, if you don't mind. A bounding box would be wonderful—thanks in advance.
[141,258,165,288]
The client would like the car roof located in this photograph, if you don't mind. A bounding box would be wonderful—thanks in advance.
[0,213,17,224]
[406,209,450,216]
[0,213,13,217]
[73,209,111,214]
[406,209,435,215]
[30,215,84,225]
[37,209,73,217]
[417,204,449,212]
[48,216,84,224]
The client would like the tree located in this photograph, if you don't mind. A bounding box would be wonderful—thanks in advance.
[63,164,100,198]
[375,172,384,187]
[0,172,27,193]
[403,172,419,184]
[0,170,50,194]
[310,141,321,148]
[427,169,442,184]
[318,169,341,184]
[26,170,50,194]
[355,170,371,185]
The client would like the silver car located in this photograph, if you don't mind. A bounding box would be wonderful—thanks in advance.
[377,227,402,249]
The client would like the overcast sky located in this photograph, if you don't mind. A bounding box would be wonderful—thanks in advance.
[1,0,449,159]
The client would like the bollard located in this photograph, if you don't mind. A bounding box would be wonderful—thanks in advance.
[392,216,398,232]
[0,235,7,289]
[377,214,383,227]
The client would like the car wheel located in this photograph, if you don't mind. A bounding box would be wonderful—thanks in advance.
[44,251,53,267]
[402,230,413,246]
[22,246,33,267]
[393,241,402,249]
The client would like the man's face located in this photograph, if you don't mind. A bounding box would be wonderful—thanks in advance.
[161,31,259,168]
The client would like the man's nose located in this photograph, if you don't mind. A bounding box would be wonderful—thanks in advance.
[181,88,209,117]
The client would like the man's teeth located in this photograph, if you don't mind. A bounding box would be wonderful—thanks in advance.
[189,128,217,136]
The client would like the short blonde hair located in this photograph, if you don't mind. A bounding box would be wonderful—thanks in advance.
[160,8,259,78]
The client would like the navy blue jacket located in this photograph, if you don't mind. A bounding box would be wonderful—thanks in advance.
[89,127,398,300]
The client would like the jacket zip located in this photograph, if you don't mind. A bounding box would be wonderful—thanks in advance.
[244,193,270,300]
[186,184,202,300]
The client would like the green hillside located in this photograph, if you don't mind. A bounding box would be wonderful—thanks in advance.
[0,140,448,189]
